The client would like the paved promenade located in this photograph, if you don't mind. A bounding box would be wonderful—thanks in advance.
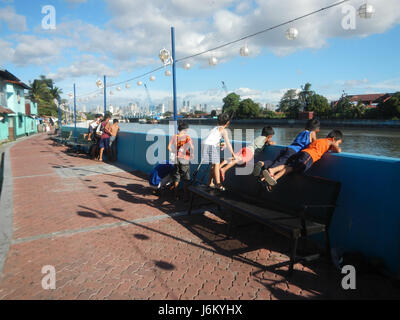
[0,134,399,300]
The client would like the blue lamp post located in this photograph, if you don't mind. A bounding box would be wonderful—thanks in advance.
[73,83,77,142]
[171,27,178,135]
[104,75,107,115]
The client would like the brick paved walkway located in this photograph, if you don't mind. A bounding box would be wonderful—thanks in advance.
[0,134,399,300]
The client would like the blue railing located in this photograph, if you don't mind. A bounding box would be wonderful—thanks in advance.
[63,126,400,277]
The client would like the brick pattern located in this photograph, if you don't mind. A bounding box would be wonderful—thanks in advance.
[0,134,399,300]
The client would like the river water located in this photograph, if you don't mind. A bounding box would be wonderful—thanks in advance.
[118,123,400,159]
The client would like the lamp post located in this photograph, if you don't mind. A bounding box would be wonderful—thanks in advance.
[73,83,77,142]
[171,27,178,135]
[104,75,107,116]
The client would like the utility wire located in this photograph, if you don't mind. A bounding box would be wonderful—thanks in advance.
[75,0,350,99]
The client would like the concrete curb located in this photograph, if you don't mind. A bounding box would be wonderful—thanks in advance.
[0,134,40,276]
[0,146,14,277]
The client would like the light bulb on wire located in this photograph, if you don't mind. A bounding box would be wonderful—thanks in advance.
[209,56,218,66]
[358,2,375,19]
[286,27,299,40]
[240,45,250,57]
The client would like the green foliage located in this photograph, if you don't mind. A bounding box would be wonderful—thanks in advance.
[377,92,400,119]
[210,110,217,117]
[222,92,240,115]
[237,98,260,118]
[277,89,300,118]
[308,94,330,117]
[28,75,62,117]
[86,113,97,121]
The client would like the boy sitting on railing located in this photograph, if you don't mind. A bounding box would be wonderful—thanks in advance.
[262,130,343,189]
[219,126,276,182]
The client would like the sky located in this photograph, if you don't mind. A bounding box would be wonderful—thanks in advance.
[1,0,400,112]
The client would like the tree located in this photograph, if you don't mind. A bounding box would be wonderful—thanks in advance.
[298,83,313,112]
[50,87,63,102]
[28,81,49,104]
[377,92,400,119]
[277,89,299,118]
[222,92,240,115]
[210,110,217,117]
[332,92,353,119]
[28,77,60,116]
[237,98,260,119]
[308,94,330,117]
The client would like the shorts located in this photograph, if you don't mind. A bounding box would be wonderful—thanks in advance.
[110,135,117,147]
[99,138,110,150]
[236,147,254,165]
[269,147,297,169]
[287,151,314,173]
[173,161,191,183]
[201,144,221,165]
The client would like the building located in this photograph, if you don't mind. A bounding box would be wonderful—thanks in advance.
[332,93,394,108]
[0,69,38,142]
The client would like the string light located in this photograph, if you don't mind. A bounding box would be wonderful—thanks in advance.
[286,27,299,40]
[75,0,351,99]
[183,62,191,70]
[209,57,218,66]
[165,70,172,76]
[150,75,156,81]
[358,2,375,19]
[240,45,250,56]
[137,81,143,86]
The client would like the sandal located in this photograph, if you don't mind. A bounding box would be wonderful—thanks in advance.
[216,184,226,191]
[253,161,264,177]
[262,170,277,186]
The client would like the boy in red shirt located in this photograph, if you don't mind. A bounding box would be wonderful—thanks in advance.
[263,130,343,188]
[168,122,194,200]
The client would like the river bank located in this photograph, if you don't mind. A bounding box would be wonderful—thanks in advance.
[158,118,400,129]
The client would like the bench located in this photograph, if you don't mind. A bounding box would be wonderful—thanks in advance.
[187,172,341,275]
[51,130,72,144]
[66,133,92,152]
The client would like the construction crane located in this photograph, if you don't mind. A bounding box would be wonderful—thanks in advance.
[144,84,159,119]
[221,81,229,95]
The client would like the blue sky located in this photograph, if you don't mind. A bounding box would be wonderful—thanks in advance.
[1,0,400,111]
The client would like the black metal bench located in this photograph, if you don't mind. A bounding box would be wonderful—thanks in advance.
[187,172,341,275]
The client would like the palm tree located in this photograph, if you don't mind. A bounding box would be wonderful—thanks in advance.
[28,81,49,103]
[50,87,63,102]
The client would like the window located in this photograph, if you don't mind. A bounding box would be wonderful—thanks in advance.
[18,115,23,128]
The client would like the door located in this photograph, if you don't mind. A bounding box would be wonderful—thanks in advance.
[8,116,15,141]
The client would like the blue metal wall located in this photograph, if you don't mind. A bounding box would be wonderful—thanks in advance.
[64,127,400,277]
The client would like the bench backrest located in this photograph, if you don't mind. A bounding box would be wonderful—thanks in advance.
[224,169,341,227]
[61,131,71,138]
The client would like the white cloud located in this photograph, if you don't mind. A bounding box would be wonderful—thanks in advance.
[11,35,71,66]
[0,6,27,32]
[3,0,400,98]
[47,55,120,81]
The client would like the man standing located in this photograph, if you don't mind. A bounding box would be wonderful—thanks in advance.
[98,115,112,162]
[109,119,120,162]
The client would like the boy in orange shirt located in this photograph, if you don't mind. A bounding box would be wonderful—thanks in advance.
[168,121,195,200]
[263,130,343,187]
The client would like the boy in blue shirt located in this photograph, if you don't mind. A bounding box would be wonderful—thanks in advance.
[253,119,320,181]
